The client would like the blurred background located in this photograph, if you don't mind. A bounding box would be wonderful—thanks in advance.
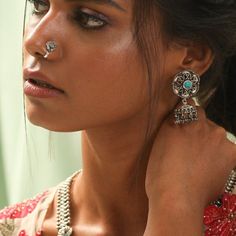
[0,0,82,208]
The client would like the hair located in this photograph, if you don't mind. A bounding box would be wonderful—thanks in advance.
[131,0,236,169]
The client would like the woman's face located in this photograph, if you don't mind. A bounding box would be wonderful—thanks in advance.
[23,0,150,132]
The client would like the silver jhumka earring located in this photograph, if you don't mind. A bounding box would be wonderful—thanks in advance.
[44,41,57,59]
[172,70,200,124]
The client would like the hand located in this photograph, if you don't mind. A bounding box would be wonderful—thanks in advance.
[146,100,236,206]
[143,101,236,235]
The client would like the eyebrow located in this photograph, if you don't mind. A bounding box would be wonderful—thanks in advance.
[64,0,126,12]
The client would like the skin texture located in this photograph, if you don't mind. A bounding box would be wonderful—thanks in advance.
[144,103,236,235]
[23,0,236,235]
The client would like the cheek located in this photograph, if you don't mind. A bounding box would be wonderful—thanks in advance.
[65,40,149,125]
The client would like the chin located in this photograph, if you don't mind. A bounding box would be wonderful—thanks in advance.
[27,117,83,132]
[24,98,80,132]
[26,108,78,133]
[26,113,82,132]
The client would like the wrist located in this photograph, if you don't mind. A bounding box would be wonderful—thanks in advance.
[149,188,204,214]
[147,180,206,208]
[144,190,204,236]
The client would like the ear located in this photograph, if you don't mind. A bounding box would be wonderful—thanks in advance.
[179,42,215,76]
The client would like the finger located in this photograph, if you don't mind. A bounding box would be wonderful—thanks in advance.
[186,98,207,120]
[220,131,236,167]
[226,132,236,145]
[226,133,236,164]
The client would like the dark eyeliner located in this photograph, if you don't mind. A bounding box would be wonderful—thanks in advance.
[27,0,49,15]
[71,8,109,30]
[27,0,109,31]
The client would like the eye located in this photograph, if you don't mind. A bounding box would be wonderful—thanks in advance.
[72,8,108,30]
[28,0,49,15]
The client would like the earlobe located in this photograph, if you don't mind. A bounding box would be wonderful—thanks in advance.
[184,57,194,64]
[182,43,215,76]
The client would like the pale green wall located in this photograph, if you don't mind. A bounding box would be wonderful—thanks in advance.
[0,1,82,208]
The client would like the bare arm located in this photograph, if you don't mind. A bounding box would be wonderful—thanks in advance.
[144,191,204,236]
[144,103,236,235]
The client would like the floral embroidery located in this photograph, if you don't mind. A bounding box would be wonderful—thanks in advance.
[18,230,28,236]
[0,191,48,220]
[17,229,42,236]
[0,219,15,236]
[204,193,236,235]
[35,231,42,236]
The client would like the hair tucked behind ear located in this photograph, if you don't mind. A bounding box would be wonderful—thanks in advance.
[133,0,236,139]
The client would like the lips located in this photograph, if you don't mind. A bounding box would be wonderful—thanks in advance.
[23,69,65,98]
[27,78,58,90]
[23,69,64,92]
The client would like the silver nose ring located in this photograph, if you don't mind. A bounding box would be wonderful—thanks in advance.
[44,41,57,59]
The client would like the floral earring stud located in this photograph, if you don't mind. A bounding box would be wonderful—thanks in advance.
[172,70,201,124]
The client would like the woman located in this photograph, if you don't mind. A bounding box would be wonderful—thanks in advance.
[0,0,236,235]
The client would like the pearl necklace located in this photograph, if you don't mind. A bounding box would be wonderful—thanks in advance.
[56,169,236,236]
[225,168,236,193]
[56,171,80,236]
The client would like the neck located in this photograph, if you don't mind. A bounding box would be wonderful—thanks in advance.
[71,96,178,234]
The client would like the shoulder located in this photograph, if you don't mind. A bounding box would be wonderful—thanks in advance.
[0,188,56,236]
[0,191,49,220]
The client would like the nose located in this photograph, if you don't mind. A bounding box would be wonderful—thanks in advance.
[23,13,63,61]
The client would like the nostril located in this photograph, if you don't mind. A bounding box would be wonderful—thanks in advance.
[35,52,44,57]
[24,37,47,59]
[24,39,61,60]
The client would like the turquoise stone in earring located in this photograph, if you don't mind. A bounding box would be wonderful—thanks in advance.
[183,80,193,90]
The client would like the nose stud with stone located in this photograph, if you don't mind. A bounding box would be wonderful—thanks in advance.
[44,41,57,59]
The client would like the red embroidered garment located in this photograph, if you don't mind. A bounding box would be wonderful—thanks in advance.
[1,178,235,235]
[204,193,236,235]
[0,192,48,220]
[0,188,57,236]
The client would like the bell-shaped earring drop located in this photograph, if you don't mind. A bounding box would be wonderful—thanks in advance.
[172,70,200,124]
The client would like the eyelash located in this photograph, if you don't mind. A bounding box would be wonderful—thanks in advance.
[72,8,108,31]
[27,0,108,31]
